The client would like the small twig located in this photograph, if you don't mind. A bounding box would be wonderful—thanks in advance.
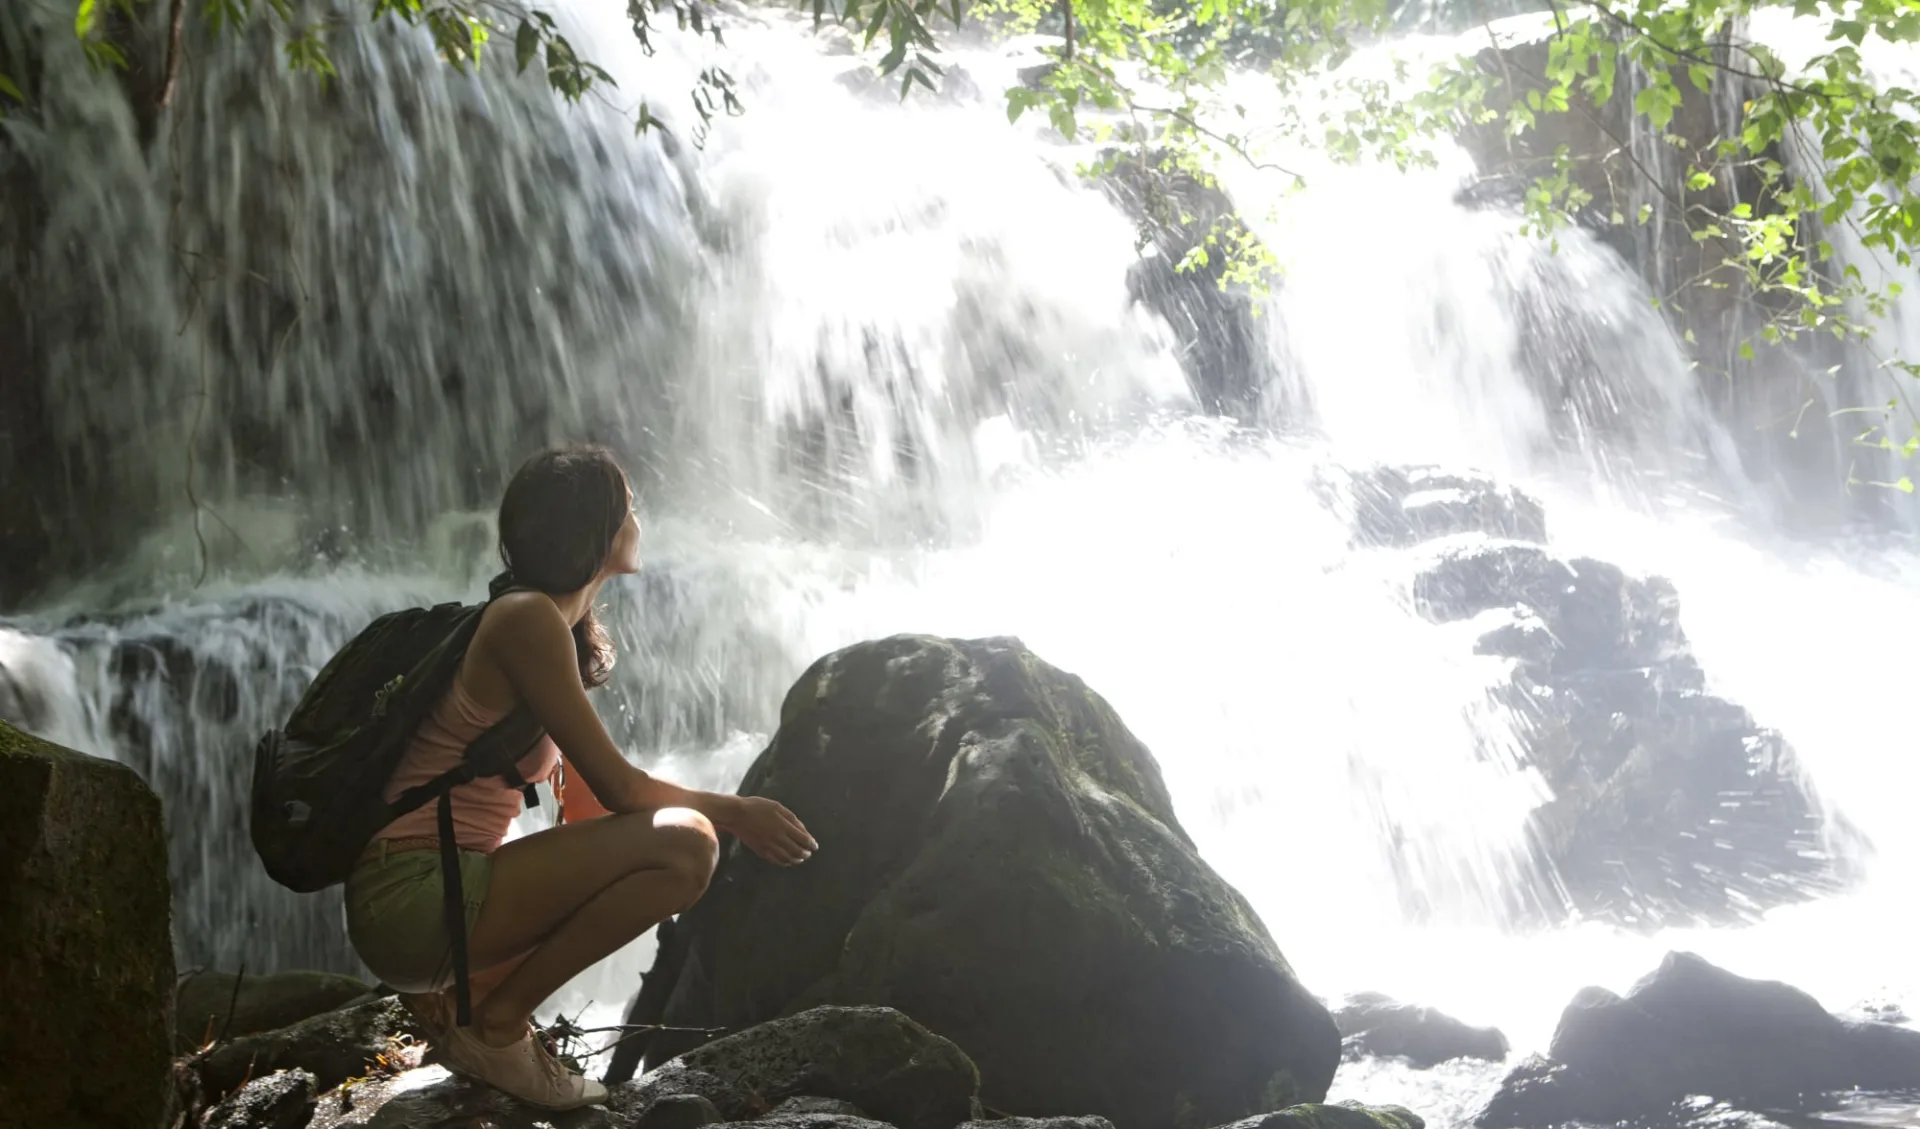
[1475,0,1517,160]
[1131,100,1306,184]
[216,962,246,1045]
[575,1022,730,1037]
[185,313,212,588]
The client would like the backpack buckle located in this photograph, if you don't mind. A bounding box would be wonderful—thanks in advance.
[371,675,406,720]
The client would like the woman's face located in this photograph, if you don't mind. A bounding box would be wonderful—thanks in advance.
[606,486,643,577]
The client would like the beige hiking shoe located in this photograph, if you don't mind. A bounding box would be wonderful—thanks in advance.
[442,1023,609,1111]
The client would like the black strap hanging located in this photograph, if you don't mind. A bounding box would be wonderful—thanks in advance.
[437,787,476,1028]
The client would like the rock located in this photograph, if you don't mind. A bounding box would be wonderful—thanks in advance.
[639,1094,727,1129]
[0,720,174,1129]
[1451,23,1882,529]
[1411,544,1689,674]
[631,636,1341,1129]
[607,1064,756,1124]
[1215,1102,1425,1129]
[957,1119,1115,1129]
[715,1117,893,1129]
[1322,469,1853,928]
[304,1067,615,1129]
[1338,465,1548,548]
[646,1007,978,1129]
[196,995,426,1101]
[1334,993,1509,1067]
[1096,148,1276,420]
[203,1070,318,1129]
[1477,952,1920,1127]
[770,1097,872,1118]
[1468,609,1556,669]
[177,969,375,1050]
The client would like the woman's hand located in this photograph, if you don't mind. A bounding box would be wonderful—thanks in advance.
[723,796,818,867]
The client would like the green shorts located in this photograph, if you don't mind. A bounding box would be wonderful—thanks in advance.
[345,841,493,994]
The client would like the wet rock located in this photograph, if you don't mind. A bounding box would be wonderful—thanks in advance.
[197,995,425,1101]
[1411,544,1690,675]
[1468,608,1556,668]
[1326,465,1854,929]
[202,1069,317,1129]
[957,1119,1115,1129]
[1335,993,1509,1067]
[1214,1101,1425,1129]
[638,1094,726,1129]
[177,969,374,1050]
[305,1067,614,1129]
[1097,148,1276,420]
[659,1007,976,1129]
[1341,465,1548,548]
[631,636,1340,1129]
[1477,952,1920,1127]
[770,1097,872,1118]
[716,1117,894,1129]
[0,720,174,1129]
[607,1064,755,1124]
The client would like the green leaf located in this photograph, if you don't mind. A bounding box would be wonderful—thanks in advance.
[1896,476,1916,494]
[0,73,22,104]
[75,0,100,38]
[1049,99,1076,139]
[515,19,540,73]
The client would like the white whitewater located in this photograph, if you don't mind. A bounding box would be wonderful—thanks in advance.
[2,5,1918,1125]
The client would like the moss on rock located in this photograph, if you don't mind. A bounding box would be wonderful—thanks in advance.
[1217,1102,1425,1129]
[636,636,1340,1129]
[0,720,174,1128]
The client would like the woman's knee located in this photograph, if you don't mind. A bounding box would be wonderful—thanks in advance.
[608,807,716,899]
[652,807,719,893]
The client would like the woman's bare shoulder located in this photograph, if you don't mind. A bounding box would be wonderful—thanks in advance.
[479,590,567,639]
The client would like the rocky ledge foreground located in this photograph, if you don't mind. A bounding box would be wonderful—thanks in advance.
[176,1000,1422,1129]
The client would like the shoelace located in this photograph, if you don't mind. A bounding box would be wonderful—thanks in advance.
[526,1032,578,1092]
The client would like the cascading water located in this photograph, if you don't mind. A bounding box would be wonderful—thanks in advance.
[4,3,1919,1125]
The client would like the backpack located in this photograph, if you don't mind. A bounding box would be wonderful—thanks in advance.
[250,584,546,1025]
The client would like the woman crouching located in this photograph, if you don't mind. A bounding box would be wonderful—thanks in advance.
[344,444,816,1109]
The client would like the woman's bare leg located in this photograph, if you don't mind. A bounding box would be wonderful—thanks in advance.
[458,807,717,1046]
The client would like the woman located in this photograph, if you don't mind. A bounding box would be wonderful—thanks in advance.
[345,444,817,1110]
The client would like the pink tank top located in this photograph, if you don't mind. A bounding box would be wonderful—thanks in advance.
[377,677,561,853]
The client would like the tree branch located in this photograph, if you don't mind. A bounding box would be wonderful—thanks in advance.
[157,0,186,110]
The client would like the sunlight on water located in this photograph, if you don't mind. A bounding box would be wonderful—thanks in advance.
[3,5,1920,1126]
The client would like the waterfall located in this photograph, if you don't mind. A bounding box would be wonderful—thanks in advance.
[3,3,1918,1124]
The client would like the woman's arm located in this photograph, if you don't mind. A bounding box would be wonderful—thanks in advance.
[557,754,612,823]
[480,594,815,863]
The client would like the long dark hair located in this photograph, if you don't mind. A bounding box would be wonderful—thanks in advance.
[493,443,629,689]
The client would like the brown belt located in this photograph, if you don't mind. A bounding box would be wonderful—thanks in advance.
[358,836,443,866]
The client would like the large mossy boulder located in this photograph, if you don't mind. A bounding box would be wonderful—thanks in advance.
[628,635,1340,1129]
[0,720,175,1128]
